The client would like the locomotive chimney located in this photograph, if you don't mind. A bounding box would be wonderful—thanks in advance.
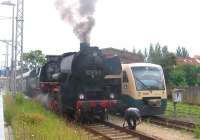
[80,42,90,51]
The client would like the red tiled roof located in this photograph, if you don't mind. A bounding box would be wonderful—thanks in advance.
[194,55,200,59]
[176,57,200,65]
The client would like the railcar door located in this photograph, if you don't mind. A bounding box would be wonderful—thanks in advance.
[122,71,129,95]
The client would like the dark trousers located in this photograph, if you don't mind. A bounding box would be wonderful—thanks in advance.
[126,117,136,130]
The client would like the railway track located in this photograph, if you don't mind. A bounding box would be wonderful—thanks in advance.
[82,121,163,140]
[148,116,198,132]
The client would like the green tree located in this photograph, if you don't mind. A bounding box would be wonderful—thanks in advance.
[176,46,189,57]
[23,50,46,70]
[176,47,182,57]
[147,43,176,66]
[132,46,136,54]
[146,43,176,86]
[144,48,148,62]
[137,49,144,60]
[147,44,154,62]
[168,64,200,87]
[169,69,187,87]
[180,64,198,86]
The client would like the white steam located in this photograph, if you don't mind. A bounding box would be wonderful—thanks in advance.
[55,0,98,43]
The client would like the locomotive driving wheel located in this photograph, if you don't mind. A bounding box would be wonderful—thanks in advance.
[48,94,59,113]
[57,93,64,116]
[100,112,106,121]
[75,109,81,122]
[100,109,108,121]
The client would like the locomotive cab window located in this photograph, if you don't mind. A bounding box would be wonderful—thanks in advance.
[122,71,128,82]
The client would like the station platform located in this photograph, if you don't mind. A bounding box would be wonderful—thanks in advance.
[0,90,5,140]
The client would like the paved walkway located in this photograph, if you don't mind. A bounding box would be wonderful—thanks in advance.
[0,90,5,140]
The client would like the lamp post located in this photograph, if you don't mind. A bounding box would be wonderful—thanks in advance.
[1,1,16,95]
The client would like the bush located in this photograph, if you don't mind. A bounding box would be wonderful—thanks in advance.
[15,93,24,105]
[17,112,46,125]
[169,69,187,87]
[3,95,15,125]
[194,125,200,138]
[168,64,200,87]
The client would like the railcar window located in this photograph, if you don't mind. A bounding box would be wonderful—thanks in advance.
[123,71,128,82]
[131,66,165,91]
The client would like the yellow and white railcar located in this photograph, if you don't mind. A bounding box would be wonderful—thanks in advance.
[120,63,167,116]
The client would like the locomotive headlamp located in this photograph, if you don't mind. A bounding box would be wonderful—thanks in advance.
[110,93,115,99]
[79,94,85,100]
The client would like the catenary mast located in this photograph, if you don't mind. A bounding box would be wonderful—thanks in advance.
[14,0,24,92]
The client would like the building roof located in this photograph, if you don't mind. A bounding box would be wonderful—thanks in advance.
[176,57,200,65]
[101,48,144,64]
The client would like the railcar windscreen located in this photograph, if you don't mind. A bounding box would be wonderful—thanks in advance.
[131,66,165,91]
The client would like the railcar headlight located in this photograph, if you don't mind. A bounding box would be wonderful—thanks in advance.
[110,93,115,99]
[79,94,85,100]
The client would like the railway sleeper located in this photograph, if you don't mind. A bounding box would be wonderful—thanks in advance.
[94,127,116,131]
[95,129,120,134]
[88,126,115,130]
[150,120,194,131]
[109,134,137,140]
[96,130,121,134]
[123,138,140,140]
[89,125,111,129]
[110,137,138,140]
[89,124,106,127]
[105,132,127,136]
[91,136,104,140]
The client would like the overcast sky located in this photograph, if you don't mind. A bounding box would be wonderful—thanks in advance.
[0,0,200,67]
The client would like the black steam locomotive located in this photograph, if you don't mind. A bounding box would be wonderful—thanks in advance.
[25,43,121,120]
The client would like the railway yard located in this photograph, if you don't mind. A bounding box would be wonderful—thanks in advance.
[76,114,199,140]
[2,0,200,139]
[1,43,199,140]
[1,50,200,140]
[105,115,198,140]
[2,92,200,140]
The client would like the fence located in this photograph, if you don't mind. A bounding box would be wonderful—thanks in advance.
[0,77,9,90]
[168,86,200,105]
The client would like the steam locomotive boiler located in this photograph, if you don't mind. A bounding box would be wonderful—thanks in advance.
[39,43,122,120]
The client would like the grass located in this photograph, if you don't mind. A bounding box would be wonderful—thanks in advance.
[164,100,200,138]
[164,101,200,119]
[3,93,91,140]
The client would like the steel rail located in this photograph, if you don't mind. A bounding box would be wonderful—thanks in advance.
[148,116,198,132]
[83,120,163,140]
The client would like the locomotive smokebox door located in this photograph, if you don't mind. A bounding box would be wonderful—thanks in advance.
[172,89,184,115]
